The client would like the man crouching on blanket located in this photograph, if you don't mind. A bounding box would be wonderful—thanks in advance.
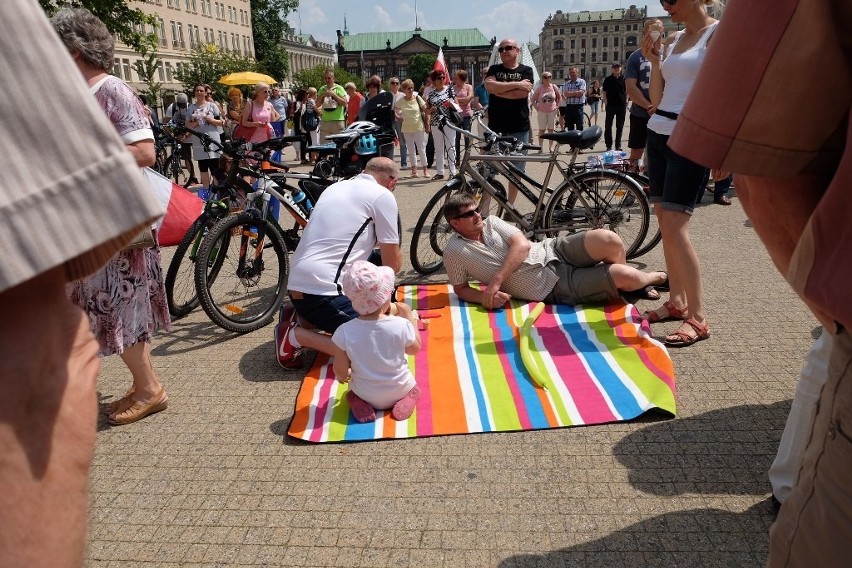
[442,194,667,309]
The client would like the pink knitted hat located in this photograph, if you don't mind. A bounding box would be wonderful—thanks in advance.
[341,260,395,315]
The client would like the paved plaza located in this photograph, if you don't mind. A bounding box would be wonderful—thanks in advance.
[87,134,817,567]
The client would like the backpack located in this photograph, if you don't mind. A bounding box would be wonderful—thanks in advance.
[301,106,319,132]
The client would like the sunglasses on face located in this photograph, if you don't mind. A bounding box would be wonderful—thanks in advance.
[659,0,677,5]
[453,206,482,220]
[390,81,399,85]
[498,45,517,53]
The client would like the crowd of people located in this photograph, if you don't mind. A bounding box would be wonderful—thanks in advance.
[2,0,849,566]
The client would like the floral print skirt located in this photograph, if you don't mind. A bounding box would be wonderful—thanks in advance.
[69,243,171,357]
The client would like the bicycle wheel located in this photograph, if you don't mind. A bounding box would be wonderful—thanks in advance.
[164,216,206,319]
[544,170,649,258]
[164,153,194,187]
[624,172,661,259]
[195,213,289,333]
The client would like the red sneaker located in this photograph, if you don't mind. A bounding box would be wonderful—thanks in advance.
[274,320,303,369]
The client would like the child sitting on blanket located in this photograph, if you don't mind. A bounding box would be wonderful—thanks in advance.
[332,261,422,422]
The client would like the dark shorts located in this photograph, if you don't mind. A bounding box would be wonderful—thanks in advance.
[291,292,358,334]
[646,129,708,215]
[543,233,619,305]
[197,157,219,173]
[628,113,650,150]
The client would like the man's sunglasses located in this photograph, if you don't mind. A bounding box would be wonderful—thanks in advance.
[659,0,677,5]
[497,46,517,53]
[453,206,482,220]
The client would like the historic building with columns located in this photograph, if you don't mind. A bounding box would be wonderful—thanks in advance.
[536,4,676,82]
[112,0,255,94]
[280,28,337,87]
[335,26,494,85]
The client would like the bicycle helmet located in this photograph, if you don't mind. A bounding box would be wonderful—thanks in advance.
[355,134,378,155]
[344,120,379,134]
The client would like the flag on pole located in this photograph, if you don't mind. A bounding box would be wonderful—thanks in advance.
[360,50,367,81]
[433,47,448,77]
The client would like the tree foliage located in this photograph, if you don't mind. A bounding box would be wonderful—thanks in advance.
[291,65,363,93]
[132,44,163,107]
[250,0,298,83]
[174,45,260,101]
[408,54,437,88]
[39,0,156,52]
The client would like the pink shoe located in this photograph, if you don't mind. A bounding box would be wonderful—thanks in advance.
[391,386,420,421]
[346,391,376,423]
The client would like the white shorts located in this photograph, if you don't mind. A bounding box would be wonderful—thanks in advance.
[536,109,558,130]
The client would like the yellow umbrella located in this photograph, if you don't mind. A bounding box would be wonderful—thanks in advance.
[218,71,277,86]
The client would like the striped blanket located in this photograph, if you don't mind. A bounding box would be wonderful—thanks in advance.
[287,284,676,443]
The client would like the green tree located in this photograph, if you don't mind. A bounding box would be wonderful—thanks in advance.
[174,44,260,102]
[408,54,437,88]
[39,0,155,52]
[292,65,363,92]
[132,42,163,109]
[250,0,298,83]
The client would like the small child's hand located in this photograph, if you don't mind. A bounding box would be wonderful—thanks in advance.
[338,371,351,384]
[394,302,414,320]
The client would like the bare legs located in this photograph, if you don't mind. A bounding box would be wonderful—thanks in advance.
[584,229,667,291]
[0,268,97,567]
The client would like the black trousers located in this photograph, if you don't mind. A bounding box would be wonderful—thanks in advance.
[604,105,626,149]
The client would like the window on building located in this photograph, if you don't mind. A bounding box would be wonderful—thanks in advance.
[112,58,122,78]
[158,18,167,47]
[232,33,239,51]
[593,26,597,33]
[570,27,575,34]
[581,38,586,48]
[201,0,207,16]
[581,27,586,34]
[591,52,597,62]
[177,23,185,48]
[592,38,597,48]
[157,61,165,81]
[165,62,173,82]
[375,65,385,78]
[614,37,619,47]
[604,25,608,32]
[397,64,407,79]
[554,40,563,50]
[626,35,638,47]
[603,37,608,47]
[570,39,575,49]
[194,26,201,46]
[591,67,597,78]
[615,25,619,31]
[205,0,211,17]
[553,54,563,64]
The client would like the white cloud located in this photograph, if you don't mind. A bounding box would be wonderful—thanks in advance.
[372,6,393,30]
[481,1,541,45]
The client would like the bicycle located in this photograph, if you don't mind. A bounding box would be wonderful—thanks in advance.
[154,124,196,187]
[410,111,649,275]
[164,129,313,330]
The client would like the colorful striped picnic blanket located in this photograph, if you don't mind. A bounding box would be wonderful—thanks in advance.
[287,284,676,443]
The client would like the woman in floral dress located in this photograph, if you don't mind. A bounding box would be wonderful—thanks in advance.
[52,7,170,425]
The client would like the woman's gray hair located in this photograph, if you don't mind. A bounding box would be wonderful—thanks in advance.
[51,7,114,72]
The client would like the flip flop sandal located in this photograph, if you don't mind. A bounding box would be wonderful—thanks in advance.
[644,300,688,324]
[664,318,710,348]
[622,285,662,303]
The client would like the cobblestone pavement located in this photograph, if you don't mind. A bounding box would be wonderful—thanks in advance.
[87,133,817,567]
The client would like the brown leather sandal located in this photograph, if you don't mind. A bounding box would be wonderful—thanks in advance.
[109,388,168,425]
[664,318,710,348]
[103,387,135,415]
[644,300,688,323]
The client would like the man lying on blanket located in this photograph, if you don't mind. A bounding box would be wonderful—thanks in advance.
[442,194,668,309]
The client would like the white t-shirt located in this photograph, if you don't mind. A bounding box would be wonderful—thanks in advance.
[332,316,416,409]
[288,173,400,295]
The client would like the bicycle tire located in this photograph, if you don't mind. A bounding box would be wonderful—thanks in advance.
[194,213,289,333]
[164,216,206,319]
[544,170,649,258]
[624,171,661,259]
[164,153,195,187]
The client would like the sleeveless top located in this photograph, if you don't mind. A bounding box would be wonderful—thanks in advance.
[648,21,718,137]
[247,100,273,142]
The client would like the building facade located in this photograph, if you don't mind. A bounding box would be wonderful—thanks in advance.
[280,30,336,87]
[538,4,675,82]
[336,27,495,86]
[112,0,255,95]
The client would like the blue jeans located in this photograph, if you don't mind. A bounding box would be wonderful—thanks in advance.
[505,129,530,173]
[292,293,358,334]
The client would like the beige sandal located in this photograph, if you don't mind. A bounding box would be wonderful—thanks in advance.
[103,387,135,415]
[109,388,168,425]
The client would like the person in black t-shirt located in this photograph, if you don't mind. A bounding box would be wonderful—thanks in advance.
[485,38,534,203]
[602,62,628,151]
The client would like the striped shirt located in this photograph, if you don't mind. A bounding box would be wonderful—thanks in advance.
[444,215,559,301]
[561,78,587,105]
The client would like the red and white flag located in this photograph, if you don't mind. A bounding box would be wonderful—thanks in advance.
[434,47,448,77]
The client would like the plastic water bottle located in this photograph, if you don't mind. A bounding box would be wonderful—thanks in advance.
[291,187,313,213]
[602,150,616,165]
[587,155,602,168]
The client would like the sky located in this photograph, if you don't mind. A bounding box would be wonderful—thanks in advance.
[288,1,669,48]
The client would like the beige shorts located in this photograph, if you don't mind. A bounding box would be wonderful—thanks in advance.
[536,109,559,131]
[319,119,345,143]
[543,233,619,305]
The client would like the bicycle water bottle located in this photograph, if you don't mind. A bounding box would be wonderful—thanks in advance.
[290,186,313,214]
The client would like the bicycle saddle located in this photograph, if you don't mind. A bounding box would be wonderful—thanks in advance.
[541,125,602,150]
